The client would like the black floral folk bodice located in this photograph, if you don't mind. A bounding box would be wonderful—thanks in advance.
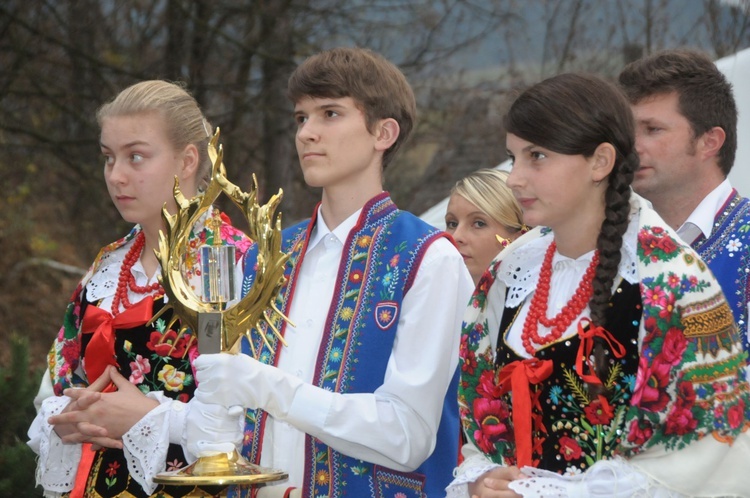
[495,280,642,474]
[78,291,224,498]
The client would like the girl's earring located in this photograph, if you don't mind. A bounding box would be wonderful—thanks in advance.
[495,234,510,248]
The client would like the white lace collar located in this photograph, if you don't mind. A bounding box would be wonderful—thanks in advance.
[498,201,640,308]
[86,238,161,302]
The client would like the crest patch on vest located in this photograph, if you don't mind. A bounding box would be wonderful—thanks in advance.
[375,301,399,330]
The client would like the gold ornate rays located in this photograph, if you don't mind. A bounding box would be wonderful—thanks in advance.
[152,129,291,357]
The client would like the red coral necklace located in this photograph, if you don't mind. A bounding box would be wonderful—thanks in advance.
[111,231,163,315]
[521,241,599,355]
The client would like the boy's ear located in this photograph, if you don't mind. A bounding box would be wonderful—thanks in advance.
[374,118,400,152]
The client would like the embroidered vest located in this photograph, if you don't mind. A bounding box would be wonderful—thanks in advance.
[234,193,451,498]
[692,190,750,354]
[491,280,641,472]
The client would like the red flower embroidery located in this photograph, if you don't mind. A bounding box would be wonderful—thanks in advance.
[349,270,364,283]
[665,402,698,435]
[660,328,688,365]
[61,339,80,366]
[462,350,477,375]
[583,395,614,425]
[626,419,654,446]
[476,370,503,399]
[727,400,745,429]
[677,381,696,405]
[472,397,510,454]
[657,236,678,254]
[105,461,121,477]
[632,356,672,412]
[558,436,582,461]
[146,330,189,358]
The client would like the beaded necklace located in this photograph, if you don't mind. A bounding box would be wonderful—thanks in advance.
[111,231,163,315]
[521,241,599,355]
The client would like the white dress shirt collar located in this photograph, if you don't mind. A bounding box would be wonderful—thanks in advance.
[307,205,363,253]
[677,179,732,244]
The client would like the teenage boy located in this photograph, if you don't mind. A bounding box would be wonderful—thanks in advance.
[194,47,474,498]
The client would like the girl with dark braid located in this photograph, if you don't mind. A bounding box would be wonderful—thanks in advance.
[447,73,750,498]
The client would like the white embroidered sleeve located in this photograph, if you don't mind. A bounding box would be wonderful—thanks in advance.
[507,458,688,497]
[445,444,502,498]
[121,392,187,495]
[27,395,79,494]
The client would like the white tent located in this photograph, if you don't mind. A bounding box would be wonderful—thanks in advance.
[419,47,750,230]
[719,47,750,195]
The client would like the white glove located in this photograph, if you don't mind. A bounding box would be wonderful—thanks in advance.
[185,398,244,460]
[193,353,304,420]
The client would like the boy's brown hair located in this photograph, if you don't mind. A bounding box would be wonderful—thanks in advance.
[618,49,737,175]
[288,47,417,168]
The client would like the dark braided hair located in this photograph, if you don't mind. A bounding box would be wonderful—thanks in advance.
[504,73,639,394]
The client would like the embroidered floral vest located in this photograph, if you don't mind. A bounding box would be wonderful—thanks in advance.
[488,280,641,473]
[692,190,750,354]
[46,215,251,497]
[234,193,450,498]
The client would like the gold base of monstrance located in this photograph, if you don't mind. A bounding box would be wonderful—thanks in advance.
[150,130,291,488]
[152,450,286,486]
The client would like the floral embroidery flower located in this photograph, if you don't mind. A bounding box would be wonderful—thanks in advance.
[476,370,503,399]
[146,330,190,358]
[728,401,745,429]
[632,356,672,412]
[462,349,477,375]
[389,254,400,267]
[166,459,183,472]
[660,328,688,365]
[349,269,364,283]
[329,347,343,363]
[656,291,677,320]
[105,460,121,477]
[643,285,667,308]
[340,307,354,320]
[315,469,330,486]
[727,238,742,252]
[382,272,393,287]
[583,395,614,425]
[665,402,698,435]
[549,385,563,405]
[558,436,582,461]
[473,397,511,454]
[158,364,186,392]
[378,308,393,324]
[626,419,653,446]
[356,235,371,248]
[60,339,80,366]
[667,273,681,288]
[129,355,151,385]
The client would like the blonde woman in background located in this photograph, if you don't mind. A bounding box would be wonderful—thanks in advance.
[445,169,527,284]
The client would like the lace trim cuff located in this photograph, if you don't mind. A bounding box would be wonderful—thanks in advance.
[121,391,173,495]
[31,395,80,493]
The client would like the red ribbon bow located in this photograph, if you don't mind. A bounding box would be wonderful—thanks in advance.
[575,318,626,386]
[497,358,553,468]
[81,297,154,383]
